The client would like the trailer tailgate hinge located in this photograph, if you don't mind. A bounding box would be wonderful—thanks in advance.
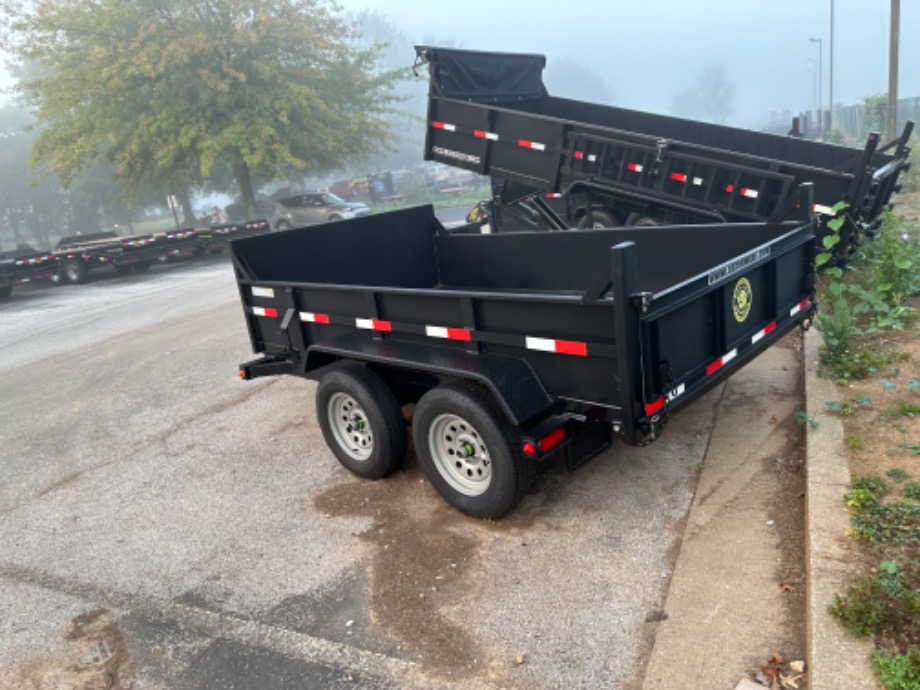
[655,139,668,163]
[631,292,654,313]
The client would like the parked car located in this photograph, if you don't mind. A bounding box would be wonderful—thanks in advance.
[225,193,273,223]
[271,193,371,230]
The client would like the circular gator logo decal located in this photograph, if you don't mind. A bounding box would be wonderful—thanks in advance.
[733,277,752,323]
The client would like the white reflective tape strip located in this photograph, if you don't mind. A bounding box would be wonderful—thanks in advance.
[790,300,809,317]
[356,318,375,330]
[525,337,556,353]
[426,326,449,338]
[629,164,643,172]
[588,154,597,162]
[722,349,738,365]
[252,287,274,298]
[667,383,686,402]
[530,142,546,151]
[752,329,767,344]
[300,312,324,323]
[693,177,704,186]
[742,188,759,199]
[251,307,273,317]
[814,204,834,215]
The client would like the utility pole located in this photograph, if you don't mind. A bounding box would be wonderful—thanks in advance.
[828,0,834,131]
[887,0,899,141]
[809,37,823,137]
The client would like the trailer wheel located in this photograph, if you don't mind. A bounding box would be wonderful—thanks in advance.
[62,258,88,285]
[577,209,618,229]
[413,385,529,518]
[316,365,407,479]
[625,212,658,227]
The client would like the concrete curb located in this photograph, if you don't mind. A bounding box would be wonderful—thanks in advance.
[803,327,878,689]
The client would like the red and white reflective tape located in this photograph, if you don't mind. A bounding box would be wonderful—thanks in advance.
[627,163,643,172]
[706,348,738,376]
[518,139,546,152]
[574,151,598,162]
[525,336,588,357]
[125,238,153,246]
[692,177,704,186]
[426,325,472,342]
[670,172,688,183]
[251,306,278,318]
[356,318,392,332]
[725,184,735,193]
[789,299,811,318]
[751,321,777,345]
[645,397,666,416]
[813,204,834,215]
[300,311,330,324]
[740,187,759,199]
[432,121,457,132]
[251,286,275,298]
[545,193,563,199]
[474,129,499,141]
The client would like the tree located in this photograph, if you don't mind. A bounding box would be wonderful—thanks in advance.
[669,64,736,125]
[3,0,403,220]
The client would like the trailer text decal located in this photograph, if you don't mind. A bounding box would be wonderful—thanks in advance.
[432,146,481,165]
[707,247,770,286]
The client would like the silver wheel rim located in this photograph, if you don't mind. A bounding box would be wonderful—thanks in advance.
[428,413,491,497]
[66,263,80,281]
[327,392,374,461]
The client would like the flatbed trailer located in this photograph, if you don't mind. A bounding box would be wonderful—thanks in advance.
[0,246,58,299]
[53,231,167,284]
[234,194,817,518]
[416,46,913,246]
[194,219,271,254]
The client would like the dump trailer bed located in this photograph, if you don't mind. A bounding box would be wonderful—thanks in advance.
[417,46,912,245]
[234,202,816,517]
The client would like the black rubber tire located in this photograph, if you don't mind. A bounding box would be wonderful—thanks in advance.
[577,209,618,229]
[0,285,12,299]
[413,384,530,519]
[113,264,133,275]
[133,261,151,273]
[316,364,407,479]
[328,214,344,222]
[62,258,88,285]
[625,212,658,227]
[275,220,292,231]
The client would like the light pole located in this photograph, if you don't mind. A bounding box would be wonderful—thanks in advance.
[807,58,818,117]
[809,37,823,135]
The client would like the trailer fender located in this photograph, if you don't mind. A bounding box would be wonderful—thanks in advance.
[305,332,554,427]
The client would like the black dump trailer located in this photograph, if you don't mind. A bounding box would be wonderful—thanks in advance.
[234,198,817,518]
[416,46,913,247]
[0,245,58,299]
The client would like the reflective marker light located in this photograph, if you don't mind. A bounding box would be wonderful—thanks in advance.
[523,441,537,456]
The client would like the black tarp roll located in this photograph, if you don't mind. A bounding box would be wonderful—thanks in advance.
[417,46,546,103]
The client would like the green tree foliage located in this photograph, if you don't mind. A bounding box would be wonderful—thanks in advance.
[863,93,888,140]
[3,0,403,220]
[669,64,736,124]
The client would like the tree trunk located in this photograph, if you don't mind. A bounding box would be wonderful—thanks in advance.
[232,159,257,221]
[178,188,196,226]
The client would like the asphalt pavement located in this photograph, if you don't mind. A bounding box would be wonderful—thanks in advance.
[1,229,812,689]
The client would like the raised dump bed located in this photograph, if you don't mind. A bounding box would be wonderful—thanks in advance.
[417,46,913,246]
[233,201,817,518]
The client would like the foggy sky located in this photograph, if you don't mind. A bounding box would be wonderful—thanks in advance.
[343,0,919,128]
[1,1,915,129]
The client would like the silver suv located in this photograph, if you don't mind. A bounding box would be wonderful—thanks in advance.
[271,193,371,230]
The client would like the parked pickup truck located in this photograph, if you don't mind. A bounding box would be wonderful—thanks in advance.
[53,231,166,284]
[234,191,817,518]
[416,46,913,249]
[0,245,58,299]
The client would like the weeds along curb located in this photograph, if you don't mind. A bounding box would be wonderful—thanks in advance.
[803,327,879,689]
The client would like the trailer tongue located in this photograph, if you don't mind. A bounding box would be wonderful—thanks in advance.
[234,194,816,518]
